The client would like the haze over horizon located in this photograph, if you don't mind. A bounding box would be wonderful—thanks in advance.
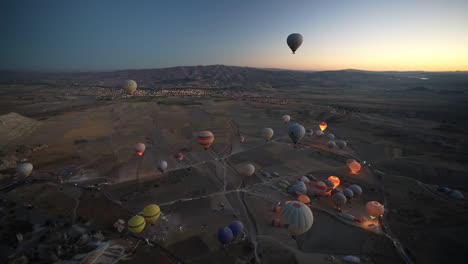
[1,0,467,72]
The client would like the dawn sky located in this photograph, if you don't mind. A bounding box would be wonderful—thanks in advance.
[1,0,467,71]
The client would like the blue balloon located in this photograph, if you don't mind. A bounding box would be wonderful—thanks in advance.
[217,227,234,244]
[228,221,244,237]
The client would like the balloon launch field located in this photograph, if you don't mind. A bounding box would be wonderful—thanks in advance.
[1,68,467,264]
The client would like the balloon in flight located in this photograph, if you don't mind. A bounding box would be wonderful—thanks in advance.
[197,131,214,150]
[297,194,311,204]
[342,188,354,199]
[315,130,324,137]
[260,128,274,141]
[336,140,347,149]
[306,129,313,137]
[282,115,291,124]
[135,143,146,156]
[326,133,335,140]
[280,201,314,236]
[319,122,327,131]
[346,159,361,174]
[174,153,184,161]
[287,33,303,54]
[122,80,137,95]
[157,160,168,172]
[327,141,337,149]
[328,176,340,189]
[288,123,305,144]
[16,163,33,177]
[332,193,347,209]
[349,184,362,197]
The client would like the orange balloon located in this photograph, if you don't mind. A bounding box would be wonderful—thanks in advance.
[327,176,340,189]
[366,201,384,218]
[319,122,327,131]
[197,131,214,150]
[347,160,361,174]
[297,195,311,204]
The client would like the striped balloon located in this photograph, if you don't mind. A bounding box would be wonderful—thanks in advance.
[197,131,214,150]
[280,201,314,236]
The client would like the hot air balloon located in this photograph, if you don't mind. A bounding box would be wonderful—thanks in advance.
[197,131,214,150]
[306,129,313,137]
[319,122,327,131]
[174,153,184,161]
[349,184,362,197]
[135,143,146,156]
[346,159,361,174]
[327,141,337,149]
[122,80,137,95]
[282,115,291,124]
[142,204,161,224]
[323,179,335,192]
[288,123,305,144]
[128,215,146,234]
[280,201,313,236]
[260,128,274,141]
[292,181,307,195]
[239,135,245,143]
[327,176,340,189]
[157,160,167,172]
[287,33,303,54]
[326,133,335,140]
[228,221,244,237]
[342,188,354,199]
[366,201,384,218]
[315,130,324,137]
[299,176,310,184]
[241,164,255,176]
[297,195,311,205]
[332,193,347,209]
[16,163,33,177]
[217,227,234,244]
[336,140,347,149]
[331,188,343,195]
[449,190,464,200]
[312,181,328,196]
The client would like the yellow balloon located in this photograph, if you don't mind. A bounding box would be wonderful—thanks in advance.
[142,204,161,224]
[127,215,146,234]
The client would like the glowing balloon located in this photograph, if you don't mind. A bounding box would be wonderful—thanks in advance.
[260,128,274,141]
[319,122,327,131]
[197,131,214,150]
[122,80,137,95]
[287,33,303,54]
[16,163,33,177]
[297,195,311,204]
[327,176,340,189]
[346,159,361,174]
[135,143,146,156]
[282,115,291,124]
[280,201,313,235]
[366,201,384,218]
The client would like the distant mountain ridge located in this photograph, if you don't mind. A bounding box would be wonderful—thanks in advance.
[0,65,466,89]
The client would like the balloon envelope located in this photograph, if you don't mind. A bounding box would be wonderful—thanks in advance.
[16,163,33,177]
[217,227,234,244]
[326,133,335,140]
[175,153,184,161]
[315,130,324,137]
[157,160,168,171]
[288,123,305,144]
[282,115,291,124]
[332,193,347,209]
[306,129,313,136]
[366,201,384,218]
[292,181,307,195]
[280,201,313,235]
[135,143,146,156]
[242,164,255,176]
[319,122,327,131]
[297,195,311,204]
[128,215,146,234]
[122,80,137,95]
[260,128,274,141]
[328,176,340,189]
[197,131,214,149]
[327,141,337,149]
[142,204,161,224]
[342,188,354,199]
[336,140,347,149]
[349,184,362,196]
[287,33,303,54]
[228,221,244,237]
